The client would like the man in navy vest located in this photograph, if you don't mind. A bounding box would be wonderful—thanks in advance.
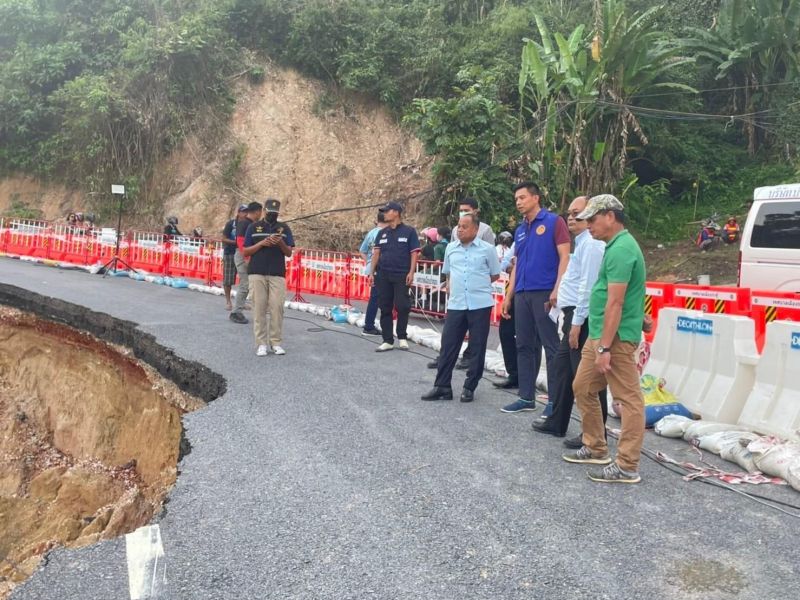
[500,182,570,413]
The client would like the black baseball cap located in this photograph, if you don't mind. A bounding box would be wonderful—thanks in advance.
[379,201,403,213]
[237,204,249,213]
[265,198,281,213]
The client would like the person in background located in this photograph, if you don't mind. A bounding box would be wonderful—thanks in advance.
[192,226,204,239]
[359,211,387,336]
[722,216,740,244]
[242,199,295,356]
[563,194,647,484]
[369,201,420,352]
[433,226,451,262]
[452,198,496,245]
[421,213,501,403]
[164,216,182,238]
[493,243,518,390]
[222,204,248,311]
[420,228,437,261]
[531,196,607,440]
[230,202,261,324]
[496,230,514,263]
[500,181,570,415]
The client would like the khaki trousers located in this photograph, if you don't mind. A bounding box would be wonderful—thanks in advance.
[573,337,645,472]
[250,275,287,347]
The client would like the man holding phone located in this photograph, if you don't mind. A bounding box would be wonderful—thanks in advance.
[500,182,570,414]
[243,198,295,356]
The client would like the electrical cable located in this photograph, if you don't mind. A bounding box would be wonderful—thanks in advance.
[286,311,800,516]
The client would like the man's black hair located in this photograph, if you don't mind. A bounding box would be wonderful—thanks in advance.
[437,226,451,239]
[512,181,541,197]
[459,197,479,209]
[610,209,626,224]
[377,211,385,223]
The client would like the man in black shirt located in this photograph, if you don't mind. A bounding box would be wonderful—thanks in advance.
[230,202,262,324]
[242,198,295,356]
[368,201,420,352]
[164,216,182,238]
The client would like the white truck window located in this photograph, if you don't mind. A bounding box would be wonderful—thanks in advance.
[751,201,800,249]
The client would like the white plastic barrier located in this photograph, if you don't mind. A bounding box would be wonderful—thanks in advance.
[738,322,800,442]
[645,308,759,423]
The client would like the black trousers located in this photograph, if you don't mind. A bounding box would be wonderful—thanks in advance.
[514,290,560,402]
[377,272,411,344]
[434,307,492,392]
[498,302,517,382]
[546,307,608,435]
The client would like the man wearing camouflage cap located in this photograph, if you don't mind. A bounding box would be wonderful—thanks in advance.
[562,194,647,484]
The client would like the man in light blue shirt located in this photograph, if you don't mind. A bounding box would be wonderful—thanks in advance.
[532,196,607,440]
[358,211,386,335]
[421,214,501,403]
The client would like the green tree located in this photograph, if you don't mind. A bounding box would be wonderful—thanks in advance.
[681,0,800,154]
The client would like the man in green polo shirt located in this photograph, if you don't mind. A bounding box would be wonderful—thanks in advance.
[562,194,647,484]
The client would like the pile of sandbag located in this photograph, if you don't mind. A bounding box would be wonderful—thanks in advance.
[654,415,800,491]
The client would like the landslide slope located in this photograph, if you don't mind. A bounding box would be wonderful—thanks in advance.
[0,65,431,245]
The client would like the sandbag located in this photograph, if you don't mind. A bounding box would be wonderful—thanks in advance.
[786,462,800,493]
[654,415,694,438]
[683,421,747,442]
[748,438,800,481]
[697,430,756,455]
[719,435,761,473]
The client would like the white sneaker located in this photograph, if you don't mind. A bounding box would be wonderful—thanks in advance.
[375,342,394,352]
[398,339,409,350]
[256,345,268,356]
[272,346,286,356]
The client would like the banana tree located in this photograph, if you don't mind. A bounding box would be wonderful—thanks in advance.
[518,0,694,207]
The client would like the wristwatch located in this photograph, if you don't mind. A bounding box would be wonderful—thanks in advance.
[596,345,611,354]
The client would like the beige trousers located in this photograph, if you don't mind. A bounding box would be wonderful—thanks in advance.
[250,275,287,347]
[573,337,645,472]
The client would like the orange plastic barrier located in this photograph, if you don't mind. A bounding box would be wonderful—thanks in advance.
[750,290,800,352]
[644,282,675,341]
[672,284,751,316]
[12,218,800,340]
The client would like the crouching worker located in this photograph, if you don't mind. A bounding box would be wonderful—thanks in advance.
[421,213,501,403]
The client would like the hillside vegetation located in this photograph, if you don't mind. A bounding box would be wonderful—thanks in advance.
[1,0,799,240]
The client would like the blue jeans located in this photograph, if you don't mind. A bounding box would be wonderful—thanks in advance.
[364,280,379,330]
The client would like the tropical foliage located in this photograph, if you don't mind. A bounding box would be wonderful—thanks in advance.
[0,0,798,237]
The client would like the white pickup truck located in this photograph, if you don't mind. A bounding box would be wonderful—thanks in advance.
[739,184,800,291]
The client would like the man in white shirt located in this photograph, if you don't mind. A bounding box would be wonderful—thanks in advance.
[428,197,496,371]
[421,214,501,403]
[531,196,607,440]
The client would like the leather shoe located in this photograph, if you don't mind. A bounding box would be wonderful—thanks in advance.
[492,378,519,389]
[421,387,453,401]
[427,360,439,369]
[563,434,583,449]
[455,359,469,370]
[460,389,475,403]
[531,420,563,437]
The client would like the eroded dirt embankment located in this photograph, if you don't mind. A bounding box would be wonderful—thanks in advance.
[0,286,225,598]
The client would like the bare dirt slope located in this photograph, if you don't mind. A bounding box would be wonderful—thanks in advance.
[0,66,431,247]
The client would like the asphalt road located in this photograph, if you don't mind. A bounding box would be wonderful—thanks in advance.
[3,258,799,600]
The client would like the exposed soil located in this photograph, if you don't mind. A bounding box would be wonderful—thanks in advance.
[0,288,224,599]
[0,65,432,248]
[642,237,740,286]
